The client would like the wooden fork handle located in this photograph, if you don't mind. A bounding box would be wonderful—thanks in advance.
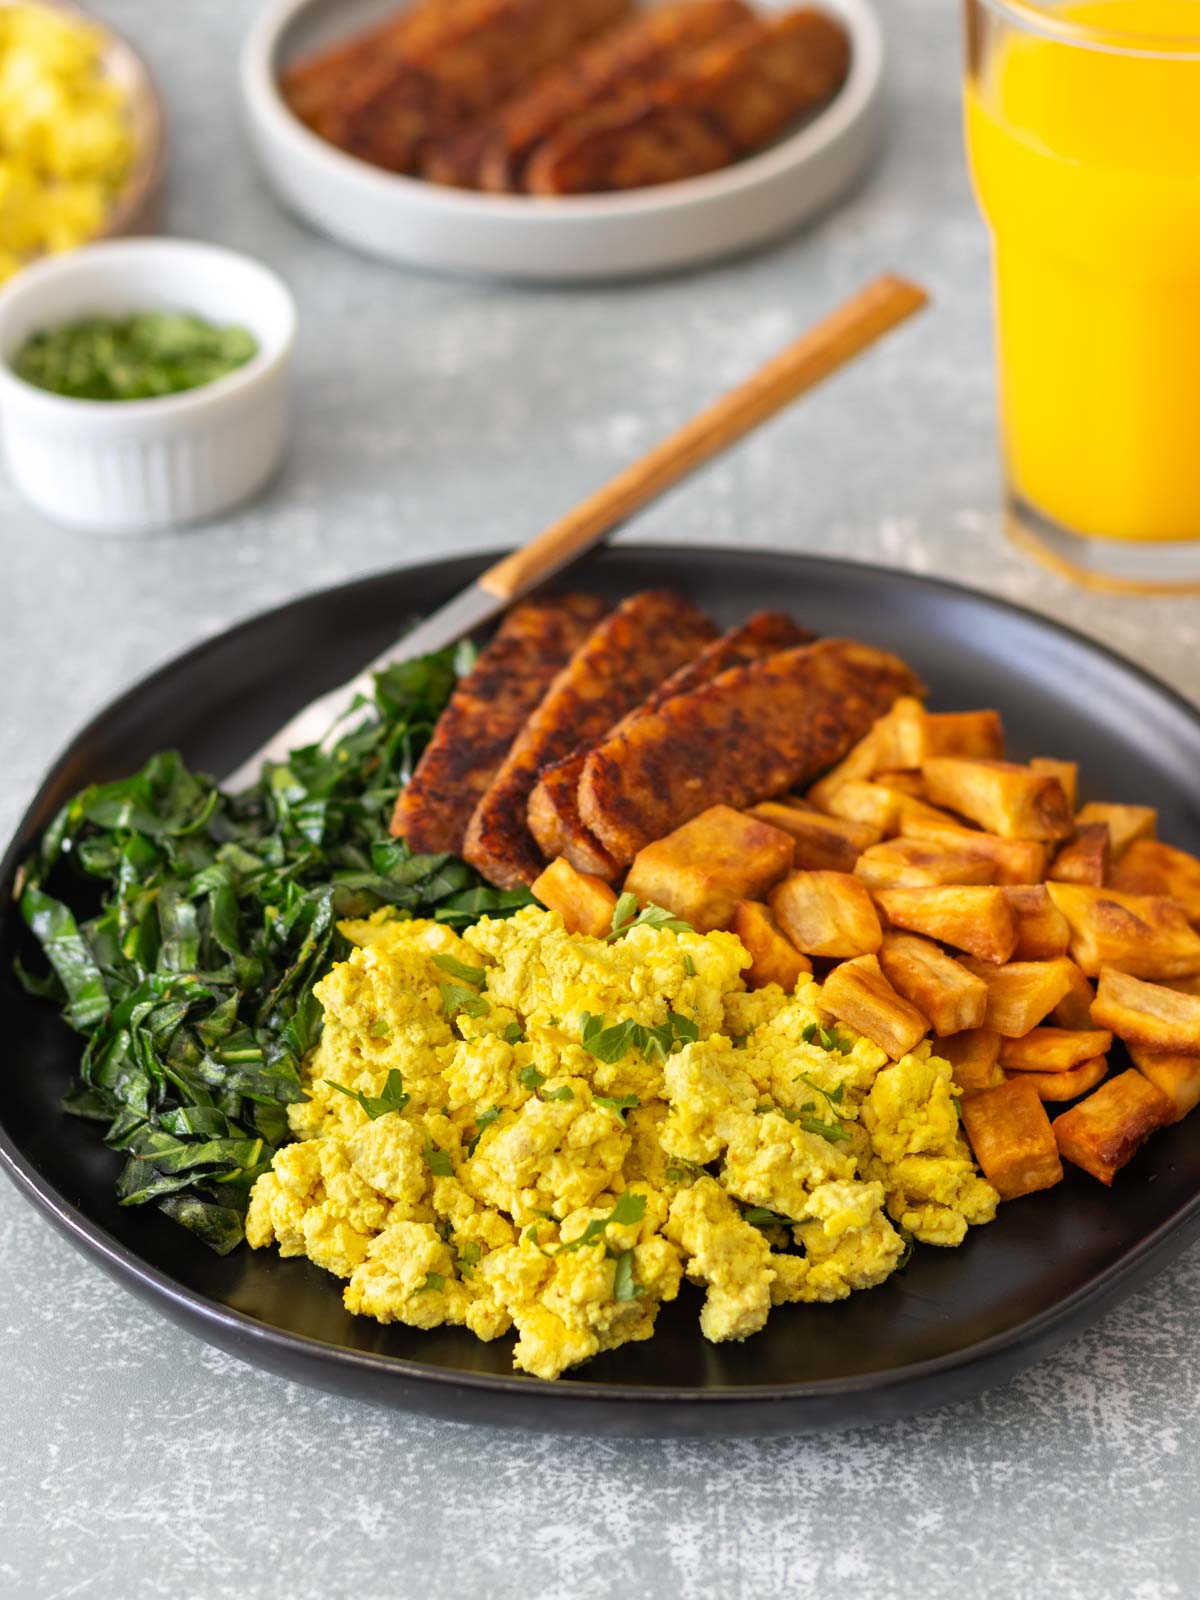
[478,273,928,603]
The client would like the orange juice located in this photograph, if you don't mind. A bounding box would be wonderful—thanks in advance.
[965,2,1200,543]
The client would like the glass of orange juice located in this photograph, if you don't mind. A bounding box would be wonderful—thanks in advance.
[964,0,1200,589]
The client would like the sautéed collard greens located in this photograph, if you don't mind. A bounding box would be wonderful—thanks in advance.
[15,643,534,1253]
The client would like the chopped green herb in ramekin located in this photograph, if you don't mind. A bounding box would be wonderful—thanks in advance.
[11,311,258,400]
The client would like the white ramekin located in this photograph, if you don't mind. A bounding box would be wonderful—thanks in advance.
[0,238,297,533]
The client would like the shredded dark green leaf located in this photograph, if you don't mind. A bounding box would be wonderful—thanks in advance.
[14,645,533,1253]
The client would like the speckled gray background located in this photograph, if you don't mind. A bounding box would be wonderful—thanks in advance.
[2,2,1199,1596]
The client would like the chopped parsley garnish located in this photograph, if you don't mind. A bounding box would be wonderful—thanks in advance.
[579,1009,697,1065]
[952,1094,963,1122]
[554,1191,647,1255]
[433,953,487,988]
[799,1115,851,1145]
[518,1064,546,1092]
[605,892,694,943]
[466,1105,501,1156]
[802,1021,851,1053]
[457,1241,482,1279]
[368,1018,392,1039]
[611,1250,643,1301]
[665,1155,708,1184]
[440,982,490,1021]
[796,1072,845,1108]
[742,1205,801,1229]
[325,1068,409,1121]
[683,953,696,977]
[897,1230,916,1270]
[421,1272,445,1293]
[595,1094,640,1124]
[423,1133,453,1176]
[502,1021,525,1045]
[540,1084,575,1103]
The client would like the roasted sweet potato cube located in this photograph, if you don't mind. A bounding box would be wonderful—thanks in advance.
[960,1078,1063,1200]
[939,1028,1004,1095]
[806,728,884,809]
[923,758,1073,842]
[1048,823,1110,888]
[878,931,988,1036]
[959,957,1080,1038]
[820,780,908,835]
[1127,1045,1200,1123]
[877,700,1004,767]
[916,709,1005,762]
[1109,839,1200,924]
[1075,802,1156,861]
[819,953,928,1059]
[1051,1069,1173,1186]
[899,815,1047,885]
[531,856,619,939]
[1050,961,1095,1029]
[747,803,879,872]
[729,900,811,992]
[769,870,882,958]
[855,839,996,891]
[1002,885,1071,960]
[875,770,927,799]
[1044,883,1200,980]
[1030,757,1078,812]
[1010,1054,1109,1103]
[869,697,927,770]
[1000,1027,1113,1072]
[873,886,1017,965]
[1090,966,1200,1053]
[624,805,794,934]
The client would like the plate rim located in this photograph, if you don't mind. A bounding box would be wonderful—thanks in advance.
[4,543,1200,1415]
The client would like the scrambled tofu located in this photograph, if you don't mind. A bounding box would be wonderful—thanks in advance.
[0,7,134,279]
[248,906,998,1379]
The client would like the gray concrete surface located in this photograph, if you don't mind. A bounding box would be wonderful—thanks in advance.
[2,2,1199,1597]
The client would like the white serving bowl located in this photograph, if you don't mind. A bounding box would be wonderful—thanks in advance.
[241,0,884,282]
[0,238,296,533]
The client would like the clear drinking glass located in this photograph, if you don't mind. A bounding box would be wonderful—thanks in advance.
[964,0,1200,590]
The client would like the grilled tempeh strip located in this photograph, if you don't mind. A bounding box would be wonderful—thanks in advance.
[578,638,925,866]
[317,0,633,174]
[463,590,718,889]
[422,0,754,191]
[525,9,851,196]
[389,592,608,854]
[282,0,464,132]
[527,611,812,879]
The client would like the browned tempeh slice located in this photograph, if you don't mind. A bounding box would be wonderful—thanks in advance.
[578,638,925,868]
[281,0,464,130]
[527,612,811,879]
[388,592,608,855]
[463,590,718,889]
[524,9,850,196]
[330,0,633,174]
[431,0,754,191]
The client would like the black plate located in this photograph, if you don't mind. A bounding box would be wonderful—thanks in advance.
[4,547,1200,1438]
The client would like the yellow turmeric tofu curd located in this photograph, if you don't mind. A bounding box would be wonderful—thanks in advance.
[247,905,999,1380]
